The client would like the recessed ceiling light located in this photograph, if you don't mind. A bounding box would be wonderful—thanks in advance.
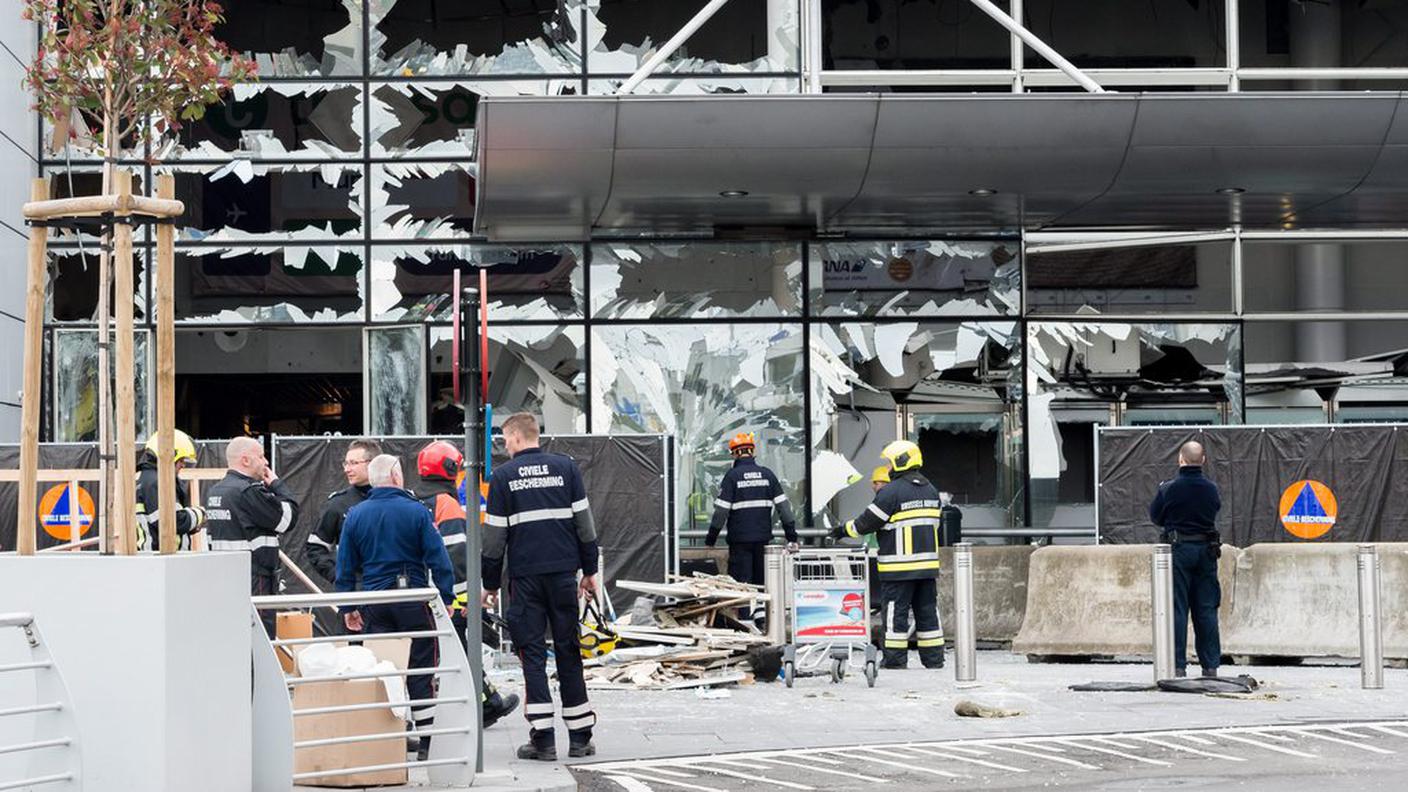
[719,190,749,197]
[968,188,997,197]
[1216,187,1246,195]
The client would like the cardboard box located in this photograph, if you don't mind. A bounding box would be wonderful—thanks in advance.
[275,611,314,675]
[292,679,408,788]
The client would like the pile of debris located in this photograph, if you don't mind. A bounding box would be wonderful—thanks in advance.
[583,574,774,691]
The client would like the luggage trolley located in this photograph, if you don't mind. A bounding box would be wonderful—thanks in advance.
[782,548,878,687]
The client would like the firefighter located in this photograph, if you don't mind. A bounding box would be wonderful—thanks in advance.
[205,436,300,639]
[135,430,206,552]
[833,440,945,670]
[483,412,599,761]
[306,438,380,583]
[705,432,799,600]
[414,440,520,729]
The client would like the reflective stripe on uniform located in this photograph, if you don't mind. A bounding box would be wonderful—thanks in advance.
[507,507,574,526]
[484,514,509,527]
[877,559,942,573]
[273,502,294,534]
[867,503,890,521]
[714,498,732,509]
[891,508,942,521]
[772,494,789,504]
[728,499,775,510]
[916,637,945,647]
[876,551,940,564]
[572,497,590,513]
[902,526,913,555]
[306,534,332,549]
[562,703,593,718]
[441,533,466,546]
[888,517,940,531]
[210,536,279,551]
[564,714,595,730]
[525,702,555,715]
[844,521,860,539]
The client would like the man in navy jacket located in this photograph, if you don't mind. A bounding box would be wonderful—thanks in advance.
[337,454,455,759]
[1149,440,1223,678]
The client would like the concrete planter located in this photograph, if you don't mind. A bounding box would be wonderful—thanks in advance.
[0,553,252,792]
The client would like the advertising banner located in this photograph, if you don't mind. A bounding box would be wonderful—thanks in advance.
[793,588,868,640]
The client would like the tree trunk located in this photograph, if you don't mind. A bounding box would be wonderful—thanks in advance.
[97,103,114,553]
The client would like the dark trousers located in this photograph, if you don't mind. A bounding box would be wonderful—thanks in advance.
[727,542,768,620]
[452,610,502,712]
[1172,541,1222,672]
[251,565,281,639]
[880,577,945,668]
[508,572,594,745]
[364,601,439,731]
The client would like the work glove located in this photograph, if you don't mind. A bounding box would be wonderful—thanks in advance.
[829,524,847,540]
[785,542,799,554]
[704,538,716,548]
[184,505,207,531]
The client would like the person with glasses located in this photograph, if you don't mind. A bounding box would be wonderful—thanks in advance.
[306,439,382,584]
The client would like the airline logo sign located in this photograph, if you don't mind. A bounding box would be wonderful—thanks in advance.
[1279,479,1338,540]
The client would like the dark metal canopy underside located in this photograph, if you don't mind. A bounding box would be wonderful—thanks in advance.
[473,92,1408,242]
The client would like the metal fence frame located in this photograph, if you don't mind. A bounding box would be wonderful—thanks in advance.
[0,612,82,792]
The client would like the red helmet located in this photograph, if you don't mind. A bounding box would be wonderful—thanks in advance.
[417,441,463,481]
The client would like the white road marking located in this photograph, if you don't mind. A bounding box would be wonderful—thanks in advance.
[1214,733,1318,758]
[828,748,963,778]
[607,776,658,792]
[614,772,725,792]
[690,761,815,789]
[755,756,892,783]
[1129,735,1245,762]
[1092,737,1142,750]
[902,745,1027,772]
[633,767,696,779]
[1292,729,1396,755]
[1249,731,1295,742]
[939,744,992,756]
[1178,734,1218,746]
[982,744,1102,770]
[1057,738,1172,767]
[1365,724,1408,739]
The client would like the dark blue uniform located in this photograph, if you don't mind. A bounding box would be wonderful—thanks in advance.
[337,487,456,737]
[483,447,598,748]
[705,457,797,588]
[1149,465,1223,675]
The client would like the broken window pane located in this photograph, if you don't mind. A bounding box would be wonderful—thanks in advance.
[811,240,1020,317]
[429,324,586,434]
[1026,320,1241,530]
[591,242,802,319]
[371,81,580,157]
[53,329,153,443]
[810,321,1022,530]
[1026,243,1233,315]
[170,84,363,160]
[822,0,1007,72]
[371,165,475,238]
[41,171,148,248]
[218,0,364,77]
[173,170,362,241]
[592,323,805,535]
[366,325,427,435]
[175,247,364,323]
[588,0,799,74]
[586,76,801,94]
[47,247,147,324]
[372,0,581,75]
[1245,320,1408,424]
[371,244,583,322]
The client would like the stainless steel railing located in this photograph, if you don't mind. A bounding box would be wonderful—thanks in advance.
[0,613,82,791]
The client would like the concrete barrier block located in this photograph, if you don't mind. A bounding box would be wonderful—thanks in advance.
[1012,544,1238,658]
[938,545,1034,644]
[1223,542,1408,660]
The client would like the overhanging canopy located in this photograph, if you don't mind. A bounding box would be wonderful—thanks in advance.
[473,92,1408,242]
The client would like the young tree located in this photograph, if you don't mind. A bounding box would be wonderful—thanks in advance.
[23,0,255,552]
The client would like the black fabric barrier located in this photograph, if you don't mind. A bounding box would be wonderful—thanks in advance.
[1097,424,1408,546]
[0,440,231,552]
[272,434,671,610]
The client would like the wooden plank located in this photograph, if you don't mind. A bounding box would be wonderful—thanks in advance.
[21,194,184,221]
[111,170,138,556]
[155,174,177,555]
[17,179,49,556]
[0,467,224,483]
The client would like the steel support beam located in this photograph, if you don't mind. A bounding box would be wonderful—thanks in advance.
[966,0,1105,93]
[619,0,733,95]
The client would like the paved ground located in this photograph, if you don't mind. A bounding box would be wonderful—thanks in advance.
[318,651,1408,789]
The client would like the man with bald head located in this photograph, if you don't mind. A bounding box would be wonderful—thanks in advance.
[205,436,300,638]
[1149,440,1223,678]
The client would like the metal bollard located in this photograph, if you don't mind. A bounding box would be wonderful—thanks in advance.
[1358,544,1384,690]
[954,542,977,683]
[1151,544,1176,682]
[764,545,787,646]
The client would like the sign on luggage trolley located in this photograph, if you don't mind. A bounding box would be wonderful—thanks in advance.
[782,548,879,687]
[793,589,868,639]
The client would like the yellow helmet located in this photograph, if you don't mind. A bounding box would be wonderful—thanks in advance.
[579,600,618,660]
[871,465,891,484]
[145,430,197,464]
[881,440,923,473]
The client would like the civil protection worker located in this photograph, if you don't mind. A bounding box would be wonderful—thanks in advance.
[135,429,206,552]
[306,438,381,583]
[705,431,799,594]
[1149,440,1223,678]
[205,436,299,638]
[833,440,945,669]
[483,412,599,761]
[415,440,520,729]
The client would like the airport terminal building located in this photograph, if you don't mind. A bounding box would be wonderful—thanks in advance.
[4,0,1407,538]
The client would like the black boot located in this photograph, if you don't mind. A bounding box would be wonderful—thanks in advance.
[483,692,520,729]
[416,736,431,762]
[568,737,596,758]
[517,741,557,761]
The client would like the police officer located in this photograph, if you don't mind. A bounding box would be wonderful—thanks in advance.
[834,440,945,670]
[483,412,598,761]
[205,436,299,638]
[306,438,380,582]
[1149,440,1223,678]
[337,454,455,761]
[705,432,799,599]
[415,440,520,729]
[135,429,206,552]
